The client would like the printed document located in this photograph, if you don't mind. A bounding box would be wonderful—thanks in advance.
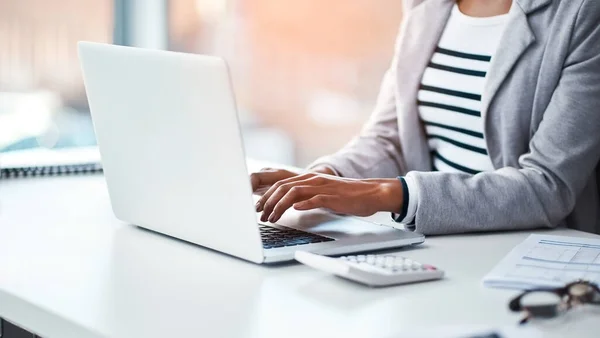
[483,234,600,289]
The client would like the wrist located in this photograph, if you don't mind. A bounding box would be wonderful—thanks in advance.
[377,179,404,214]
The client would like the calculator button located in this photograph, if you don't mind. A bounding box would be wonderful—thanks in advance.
[366,255,376,264]
[357,255,366,262]
[359,263,394,274]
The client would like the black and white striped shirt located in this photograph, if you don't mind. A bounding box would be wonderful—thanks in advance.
[401,4,512,223]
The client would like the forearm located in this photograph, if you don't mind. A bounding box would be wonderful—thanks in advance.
[407,167,569,235]
[307,70,405,179]
[309,137,405,179]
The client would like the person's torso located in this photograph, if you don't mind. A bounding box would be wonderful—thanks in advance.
[393,0,600,233]
[417,4,510,174]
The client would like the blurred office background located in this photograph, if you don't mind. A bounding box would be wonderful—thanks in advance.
[0,0,402,166]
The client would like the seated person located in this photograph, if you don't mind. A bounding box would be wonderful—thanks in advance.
[250,0,600,235]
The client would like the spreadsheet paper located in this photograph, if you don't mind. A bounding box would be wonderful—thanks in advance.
[483,234,600,289]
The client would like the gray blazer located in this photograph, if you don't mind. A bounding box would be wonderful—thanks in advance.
[310,0,600,235]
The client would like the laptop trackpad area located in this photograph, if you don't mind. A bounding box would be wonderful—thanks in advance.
[265,208,402,240]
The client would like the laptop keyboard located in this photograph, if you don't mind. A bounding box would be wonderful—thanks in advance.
[259,225,335,249]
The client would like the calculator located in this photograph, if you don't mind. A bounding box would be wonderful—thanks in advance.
[295,251,444,287]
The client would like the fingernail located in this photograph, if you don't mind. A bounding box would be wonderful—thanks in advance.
[260,213,267,222]
[255,202,261,212]
[268,215,275,223]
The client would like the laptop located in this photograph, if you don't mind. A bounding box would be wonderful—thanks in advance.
[78,42,424,264]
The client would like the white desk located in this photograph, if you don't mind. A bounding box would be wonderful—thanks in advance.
[1,174,599,338]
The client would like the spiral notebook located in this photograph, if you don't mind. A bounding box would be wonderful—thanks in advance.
[0,146,103,179]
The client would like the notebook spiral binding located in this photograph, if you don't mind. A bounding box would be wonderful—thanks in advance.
[0,163,103,179]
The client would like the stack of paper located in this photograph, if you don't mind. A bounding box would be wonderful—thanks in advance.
[483,234,600,289]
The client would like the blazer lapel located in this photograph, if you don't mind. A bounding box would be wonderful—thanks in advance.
[481,0,551,120]
[395,0,454,171]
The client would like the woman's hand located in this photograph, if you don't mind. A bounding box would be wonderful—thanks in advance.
[250,166,336,193]
[250,169,404,223]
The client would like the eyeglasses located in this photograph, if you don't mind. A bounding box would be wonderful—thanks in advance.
[509,280,600,324]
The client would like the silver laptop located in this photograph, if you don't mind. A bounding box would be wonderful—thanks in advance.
[78,42,424,264]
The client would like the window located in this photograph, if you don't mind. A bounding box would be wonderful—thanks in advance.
[169,0,403,165]
[1,0,404,167]
[0,0,113,152]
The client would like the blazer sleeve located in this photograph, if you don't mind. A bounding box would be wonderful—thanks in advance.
[407,0,600,235]
[307,0,426,179]
[308,60,406,179]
